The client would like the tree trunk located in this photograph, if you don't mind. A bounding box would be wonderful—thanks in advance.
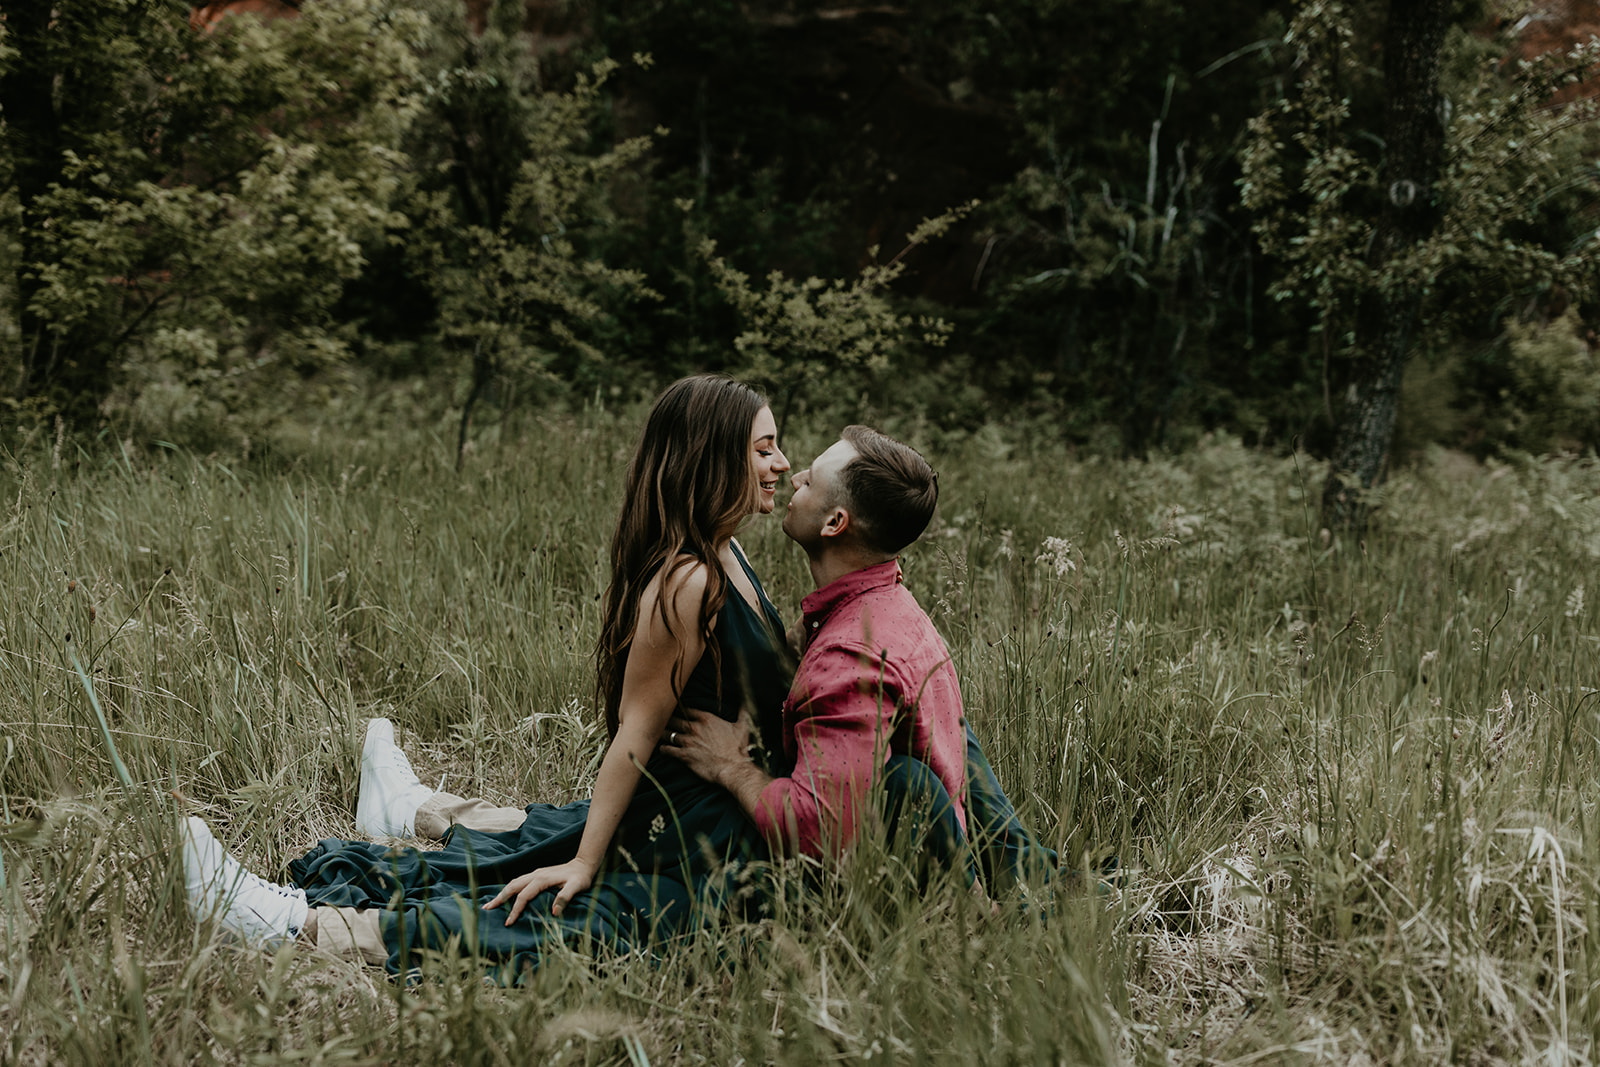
[1321,0,1453,532]
[1321,301,1412,527]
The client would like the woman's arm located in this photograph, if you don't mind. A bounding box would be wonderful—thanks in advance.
[483,561,709,923]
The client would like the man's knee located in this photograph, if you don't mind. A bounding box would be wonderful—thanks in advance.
[879,756,966,865]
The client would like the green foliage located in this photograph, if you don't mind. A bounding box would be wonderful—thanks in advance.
[1501,312,1600,448]
[394,2,657,464]
[1241,3,1600,393]
[8,0,1600,460]
[2,0,428,437]
[562,1,878,387]
[1238,2,1367,334]
[1453,310,1600,454]
[699,203,971,425]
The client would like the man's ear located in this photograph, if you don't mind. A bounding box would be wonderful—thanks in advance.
[819,506,850,540]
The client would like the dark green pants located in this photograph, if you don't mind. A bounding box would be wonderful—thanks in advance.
[880,725,1057,892]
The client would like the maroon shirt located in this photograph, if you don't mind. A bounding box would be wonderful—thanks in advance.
[754,560,968,856]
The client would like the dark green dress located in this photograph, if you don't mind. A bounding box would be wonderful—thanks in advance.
[289,545,793,980]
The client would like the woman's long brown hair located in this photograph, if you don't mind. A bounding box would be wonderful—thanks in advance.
[596,376,766,739]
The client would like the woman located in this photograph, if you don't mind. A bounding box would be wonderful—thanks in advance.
[181,375,795,979]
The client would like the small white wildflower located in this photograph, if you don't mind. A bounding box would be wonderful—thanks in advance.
[1035,536,1077,577]
[648,814,666,843]
[1565,584,1585,619]
[997,528,1015,560]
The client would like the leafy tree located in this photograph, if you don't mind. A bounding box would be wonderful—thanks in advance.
[396,0,655,468]
[0,0,427,433]
[569,0,869,383]
[1242,0,1600,529]
[699,203,971,434]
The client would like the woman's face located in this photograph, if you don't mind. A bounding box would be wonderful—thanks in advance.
[749,406,790,515]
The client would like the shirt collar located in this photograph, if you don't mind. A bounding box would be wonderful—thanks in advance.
[801,559,903,634]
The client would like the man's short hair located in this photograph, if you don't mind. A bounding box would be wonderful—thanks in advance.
[837,425,938,555]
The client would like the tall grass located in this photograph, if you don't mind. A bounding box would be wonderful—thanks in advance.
[1,409,1597,1065]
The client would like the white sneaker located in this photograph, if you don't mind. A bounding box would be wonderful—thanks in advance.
[354,717,434,836]
[181,816,307,946]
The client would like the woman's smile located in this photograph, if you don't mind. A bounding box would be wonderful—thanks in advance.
[749,406,789,513]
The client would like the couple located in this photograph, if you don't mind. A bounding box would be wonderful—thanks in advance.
[182,375,1050,978]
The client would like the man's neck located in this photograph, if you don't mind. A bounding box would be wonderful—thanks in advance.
[807,547,894,591]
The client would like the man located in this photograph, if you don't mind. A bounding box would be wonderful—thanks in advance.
[662,425,1051,882]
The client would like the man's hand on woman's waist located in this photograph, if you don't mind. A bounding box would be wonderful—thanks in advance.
[661,707,774,820]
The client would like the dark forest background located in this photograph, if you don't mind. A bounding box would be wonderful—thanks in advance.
[6,0,1600,526]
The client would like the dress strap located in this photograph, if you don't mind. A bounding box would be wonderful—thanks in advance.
[729,540,782,622]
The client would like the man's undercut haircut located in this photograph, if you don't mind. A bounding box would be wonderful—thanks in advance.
[837,425,938,556]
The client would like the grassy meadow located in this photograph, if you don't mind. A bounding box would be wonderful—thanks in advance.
[1,405,1599,1065]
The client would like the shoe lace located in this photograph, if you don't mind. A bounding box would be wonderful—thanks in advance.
[228,865,303,933]
[221,859,300,907]
[247,871,300,900]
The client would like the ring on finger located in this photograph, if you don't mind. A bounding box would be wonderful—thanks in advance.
[670,730,678,744]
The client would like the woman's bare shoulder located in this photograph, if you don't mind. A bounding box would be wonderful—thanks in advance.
[638,554,712,633]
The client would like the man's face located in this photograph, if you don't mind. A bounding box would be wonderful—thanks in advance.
[782,439,858,550]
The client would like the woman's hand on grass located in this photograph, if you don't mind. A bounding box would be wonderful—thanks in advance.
[483,859,595,924]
